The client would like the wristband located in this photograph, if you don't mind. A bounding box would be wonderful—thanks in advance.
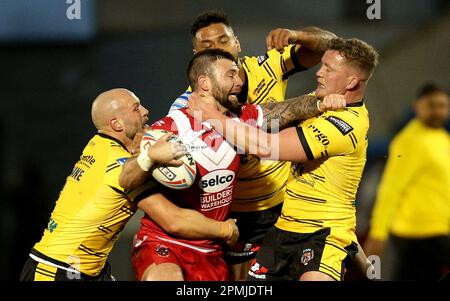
[317,100,323,113]
[137,151,153,172]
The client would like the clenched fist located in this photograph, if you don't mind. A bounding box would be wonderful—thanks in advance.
[220,218,240,248]
[319,94,347,112]
[266,28,299,52]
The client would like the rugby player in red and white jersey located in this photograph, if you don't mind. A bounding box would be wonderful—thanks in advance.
[131,49,258,281]
[129,49,345,281]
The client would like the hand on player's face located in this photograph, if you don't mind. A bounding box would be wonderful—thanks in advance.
[147,133,186,167]
[186,92,221,121]
[266,28,297,52]
[319,94,347,112]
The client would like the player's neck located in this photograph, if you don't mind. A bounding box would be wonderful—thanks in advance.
[237,59,246,84]
[344,90,364,104]
[216,101,229,114]
[98,130,133,153]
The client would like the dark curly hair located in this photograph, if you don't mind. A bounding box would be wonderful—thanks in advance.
[416,83,445,98]
[187,49,237,90]
[190,10,232,37]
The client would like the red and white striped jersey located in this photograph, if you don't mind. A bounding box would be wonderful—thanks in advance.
[136,106,263,251]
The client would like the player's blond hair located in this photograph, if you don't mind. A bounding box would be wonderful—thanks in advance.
[330,38,379,78]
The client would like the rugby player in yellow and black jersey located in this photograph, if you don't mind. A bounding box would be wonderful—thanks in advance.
[19,89,239,281]
[187,38,379,281]
[169,10,337,278]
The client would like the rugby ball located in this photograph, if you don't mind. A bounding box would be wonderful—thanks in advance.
[140,129,196,190]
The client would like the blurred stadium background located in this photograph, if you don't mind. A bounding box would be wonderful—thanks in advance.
[0,0,449,280]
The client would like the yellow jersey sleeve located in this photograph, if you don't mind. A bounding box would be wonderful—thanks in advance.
[256,44,306,81]
[297,115,357,160]
[103,146,157,203]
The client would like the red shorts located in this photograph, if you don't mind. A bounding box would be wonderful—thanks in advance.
[131,236,229,281]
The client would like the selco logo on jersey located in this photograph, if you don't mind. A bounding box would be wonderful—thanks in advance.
[199,169,235,193]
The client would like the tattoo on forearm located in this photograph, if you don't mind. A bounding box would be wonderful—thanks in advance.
[260,95,319,131]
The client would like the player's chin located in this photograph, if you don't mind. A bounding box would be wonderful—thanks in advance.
[315,88,326,100]
[228,94,239,102]
[228,95,242,109]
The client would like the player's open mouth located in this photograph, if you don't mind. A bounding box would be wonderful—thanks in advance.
[317,82,325,88]
[229,92,239,101]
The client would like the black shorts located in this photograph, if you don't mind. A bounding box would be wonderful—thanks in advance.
[224,203,282,264]
[19,249,114,281]
[384,234,450,280]
[247,227,358,281]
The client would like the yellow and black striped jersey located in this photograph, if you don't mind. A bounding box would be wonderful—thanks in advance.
[233,45,306,212]
[34,134,154,276]
[276,102,369,240]
[170,45,306,212]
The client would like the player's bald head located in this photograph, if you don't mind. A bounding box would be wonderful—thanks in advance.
[91,88,138,130]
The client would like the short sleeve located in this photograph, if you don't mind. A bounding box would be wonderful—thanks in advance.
[103,146,132,192]
[258,45,306,81]
[168,87,192,113]
[150,116,178,135]
[126,180,158,204]
[296,115,356,160]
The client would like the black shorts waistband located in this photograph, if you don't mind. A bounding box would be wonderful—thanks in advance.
[30,249,74,270]
[30,248,111,280]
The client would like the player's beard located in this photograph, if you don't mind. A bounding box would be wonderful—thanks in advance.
[423,115,447,128]
[211,80,241,113]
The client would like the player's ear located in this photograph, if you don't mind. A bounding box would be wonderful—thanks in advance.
[346,76,359,91]
[198,75,211,92]
[235,35,242,54]
[412,98,421,115]
[110,118,124,132]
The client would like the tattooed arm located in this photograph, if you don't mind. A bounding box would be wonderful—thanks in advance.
[266,27,337,68]
[186,93,346,162]
[260,94,346,131]
[260,95,319,131]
